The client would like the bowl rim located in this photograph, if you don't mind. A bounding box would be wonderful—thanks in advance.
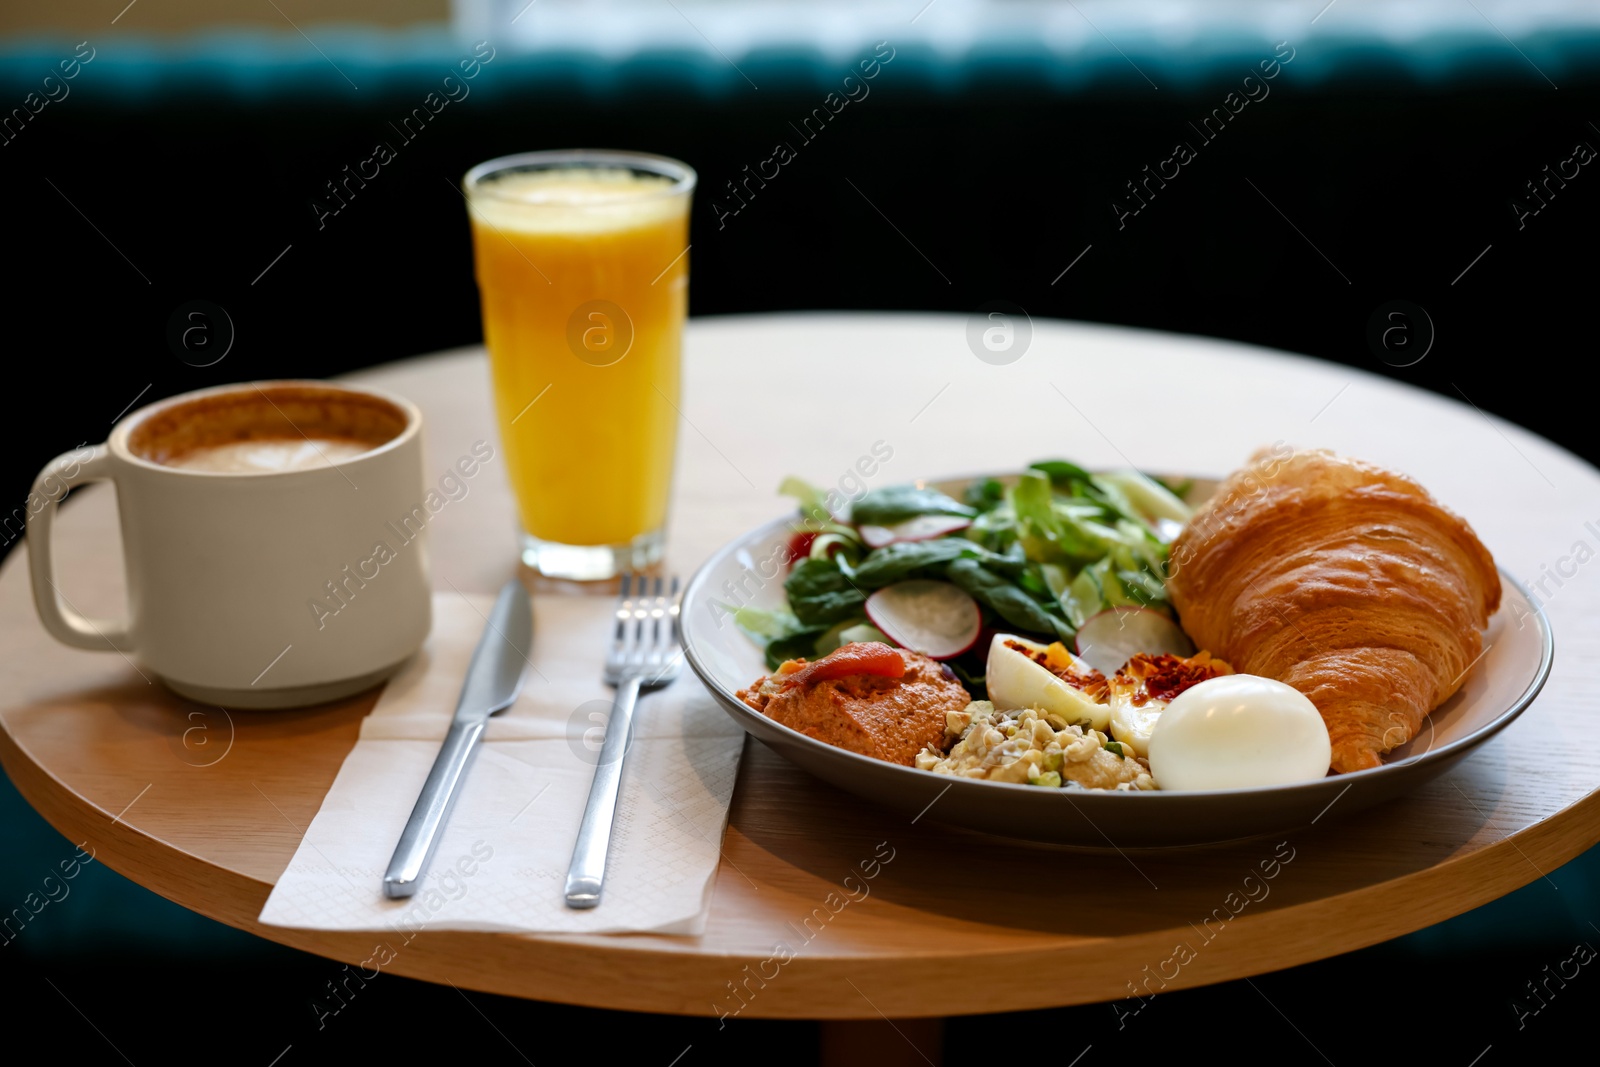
[678,473,1555,806]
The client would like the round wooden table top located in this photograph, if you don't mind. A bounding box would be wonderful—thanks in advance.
[4,313,1598,1020]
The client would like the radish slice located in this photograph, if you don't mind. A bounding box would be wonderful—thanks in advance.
[858,515,974,549]
[1074,607,1195,675]
[864,580,981,660]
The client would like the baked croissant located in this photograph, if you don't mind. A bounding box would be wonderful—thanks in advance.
[1166,448,1501,773]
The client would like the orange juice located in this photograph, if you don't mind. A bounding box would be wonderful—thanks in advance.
[464,154,694,577]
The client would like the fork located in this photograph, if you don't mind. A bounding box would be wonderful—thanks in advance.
[563,572,682,909]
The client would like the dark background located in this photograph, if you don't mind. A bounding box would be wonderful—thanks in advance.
[2,49,1597,514]
[3,25,1598,1067]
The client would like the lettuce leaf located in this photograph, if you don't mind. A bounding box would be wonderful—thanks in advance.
[1011,471,1120,564]
[779,476,835,527]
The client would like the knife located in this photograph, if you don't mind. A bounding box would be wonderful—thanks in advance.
[382,579,533,899]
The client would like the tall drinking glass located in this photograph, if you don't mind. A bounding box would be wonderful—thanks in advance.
[463,150,695,580]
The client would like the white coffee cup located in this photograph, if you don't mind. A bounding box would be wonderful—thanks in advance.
[27,380,432,708]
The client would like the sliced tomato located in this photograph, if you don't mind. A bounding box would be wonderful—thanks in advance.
[786,531,817,569]
[780,641,906,691]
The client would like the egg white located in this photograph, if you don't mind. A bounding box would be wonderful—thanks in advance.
[1146,674,1332,791]
[985,633,1110,731]
[1108,695,1163,758]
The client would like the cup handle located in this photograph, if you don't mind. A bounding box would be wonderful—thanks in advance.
[26,444,134,652]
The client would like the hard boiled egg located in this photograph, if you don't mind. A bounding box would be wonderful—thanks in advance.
[984,634,1110,731]
[1146,674,1332,791]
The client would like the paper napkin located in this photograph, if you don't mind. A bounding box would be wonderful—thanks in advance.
[258,593,746,936]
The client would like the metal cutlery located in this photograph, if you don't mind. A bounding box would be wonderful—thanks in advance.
[564,573,681,909]
[383,579,533,899]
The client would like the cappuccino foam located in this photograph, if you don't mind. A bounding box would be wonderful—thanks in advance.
[127,384,408,473]
[167,437,373,473]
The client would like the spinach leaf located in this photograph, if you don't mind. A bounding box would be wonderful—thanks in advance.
[963,477,1006,513]
[945,558,1075,642]
[1028,460,1095,488]
[981,543,1031,578]
[765,629,826,670]
[784,558,867,626]
[853,539,979,586]
[1015,563,1056,600]
[853,538,1026,587]
[851,484,976,526]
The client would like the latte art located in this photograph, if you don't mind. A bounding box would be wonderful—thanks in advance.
[168,437,373,473]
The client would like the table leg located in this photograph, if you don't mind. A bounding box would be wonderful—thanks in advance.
[819,1018,945,1066]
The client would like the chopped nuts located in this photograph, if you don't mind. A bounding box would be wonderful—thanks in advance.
[916,702,1155,791]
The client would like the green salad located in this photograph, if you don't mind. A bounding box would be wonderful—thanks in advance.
[732,460,1195,696]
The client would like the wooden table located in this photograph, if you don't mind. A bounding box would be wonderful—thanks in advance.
[4,314,1599,1027]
